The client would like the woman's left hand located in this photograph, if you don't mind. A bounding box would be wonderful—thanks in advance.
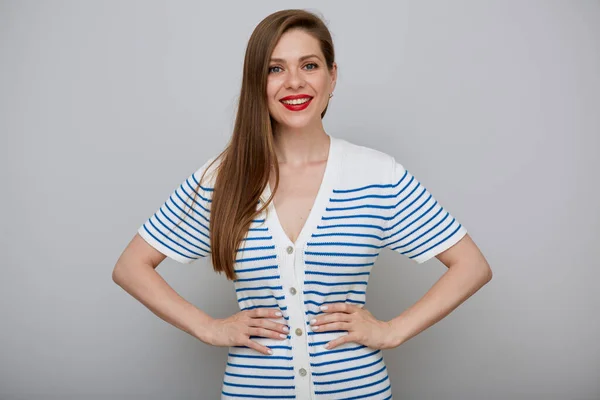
[310,303,399,350]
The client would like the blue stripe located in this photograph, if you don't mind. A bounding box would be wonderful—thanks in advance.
[228,353,293,361]
[304,271,370,277]
[223,381,294,389]
[235,286,283,292]
[221,391,295,399]
[236,275,280,283]
[308,241,380,249]
[236,245,276,252]
[330,175,413,203]
[410,223,463,259]
[304,299,365,307]
[305,261,375,268]
[185,176,212,203]
[241,304,286,311]
[313,365,386,385]
[235,254,277,263]
[312,232,382,240]
[224,372,294,380]
[304,280,368,287]
[326,203,394,211]
[315,374,388,395]
[179,183,211,218]
[235,265,278,274]
[305,251,378,258]
[317,223,384,231]
[190,171,214,193]
[141,224,196,261]
[398,214,454,255]
[151,212,209,254]
[163,198,209,236]
[237,294,285,302]
[304,290,366,297]
[310,349,380,367]
[390,210,449,251]
[242,235,273,241]
[311,355,384,376]
[384,203,443,245]
[226,362,294,371]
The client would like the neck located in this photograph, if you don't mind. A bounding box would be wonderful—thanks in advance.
[272,122,330,166]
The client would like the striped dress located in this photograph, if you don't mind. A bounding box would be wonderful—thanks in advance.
[138,134,468,399]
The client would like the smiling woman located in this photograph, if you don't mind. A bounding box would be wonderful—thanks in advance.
[266,29,336,132]
[113,8,492,400]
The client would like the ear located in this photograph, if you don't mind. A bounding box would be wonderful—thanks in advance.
[330,62,338,93]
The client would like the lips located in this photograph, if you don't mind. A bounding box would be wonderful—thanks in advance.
[280,98,312,111]
[280,94,313,101]
[279,94,313,111]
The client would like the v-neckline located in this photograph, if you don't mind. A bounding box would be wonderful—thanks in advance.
[263,134,339,248]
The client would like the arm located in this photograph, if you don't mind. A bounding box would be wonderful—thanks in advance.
[387,233,492,347]
[112,233,215,344]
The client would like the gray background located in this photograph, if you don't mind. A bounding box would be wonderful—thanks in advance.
[2,1,599,399]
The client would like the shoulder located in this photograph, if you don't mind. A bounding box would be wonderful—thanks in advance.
[334,136,402,185]
[192,154,223,189]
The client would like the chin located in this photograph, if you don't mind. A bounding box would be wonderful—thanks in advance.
[275,115,320,129]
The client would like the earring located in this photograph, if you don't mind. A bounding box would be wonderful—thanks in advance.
[329,93,334,98]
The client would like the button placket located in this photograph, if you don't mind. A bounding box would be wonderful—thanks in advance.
[279,241,312,398]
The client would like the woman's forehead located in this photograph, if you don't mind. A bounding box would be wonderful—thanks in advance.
[271,30,322,61]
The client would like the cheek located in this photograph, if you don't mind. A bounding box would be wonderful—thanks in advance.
[266,81,281,110]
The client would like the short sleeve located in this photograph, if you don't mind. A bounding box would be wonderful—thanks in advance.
[381,159,467,264]
[137,158,216,264]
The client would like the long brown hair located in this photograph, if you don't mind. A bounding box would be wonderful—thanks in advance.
[195,9,336,281]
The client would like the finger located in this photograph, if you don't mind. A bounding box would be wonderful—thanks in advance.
[311,313,351,327]
[324,333,353,350]
[250,318,290,335]
[321,303,353,314]
[249,308,283,319]
[248,327,288,340]
[311,321,350,332]
[245,338,273,355]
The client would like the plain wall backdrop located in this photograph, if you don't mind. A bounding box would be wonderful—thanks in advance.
[2,1,599,399]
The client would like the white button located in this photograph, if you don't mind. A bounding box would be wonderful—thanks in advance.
[286,245,294,254]
[295,328,303,336]
[299,368,307,376]
[289,287,297,295]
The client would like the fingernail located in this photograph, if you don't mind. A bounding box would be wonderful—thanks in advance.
[310,319,316,325]
[312,326,319,330]
[320,306,328,311]
[324,343,330,349]
[275,311,282,316]
[280,334,287,338]
[283,326,289,332]
[268,349,273,354]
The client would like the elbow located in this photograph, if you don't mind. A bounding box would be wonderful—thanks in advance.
[482,261,493,283]
[112,262,126,286]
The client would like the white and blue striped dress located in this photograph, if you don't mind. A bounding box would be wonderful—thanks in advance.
[138,134,468,399]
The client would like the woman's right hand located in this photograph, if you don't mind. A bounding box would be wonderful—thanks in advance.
[204,308,289,355]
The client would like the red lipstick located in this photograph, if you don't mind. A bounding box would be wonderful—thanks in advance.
[280,94,313,111]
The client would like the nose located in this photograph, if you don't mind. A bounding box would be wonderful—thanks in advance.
[284,68,305,90]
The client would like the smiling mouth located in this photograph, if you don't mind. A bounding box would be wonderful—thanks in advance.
[280,97,313,105]
[280,97,313,111]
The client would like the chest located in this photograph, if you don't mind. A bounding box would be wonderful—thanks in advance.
[268,161,327,244]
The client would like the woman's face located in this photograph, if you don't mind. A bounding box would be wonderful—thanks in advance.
[266,29,337,131]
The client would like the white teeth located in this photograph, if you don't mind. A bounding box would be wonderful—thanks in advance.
[281,97,311,105]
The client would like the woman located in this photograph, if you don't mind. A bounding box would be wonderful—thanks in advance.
[113,9,492,399]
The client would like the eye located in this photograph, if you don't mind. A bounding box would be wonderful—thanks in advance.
[268,63,319,74]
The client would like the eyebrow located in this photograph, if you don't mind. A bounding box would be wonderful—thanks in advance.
[269,54,322,63]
